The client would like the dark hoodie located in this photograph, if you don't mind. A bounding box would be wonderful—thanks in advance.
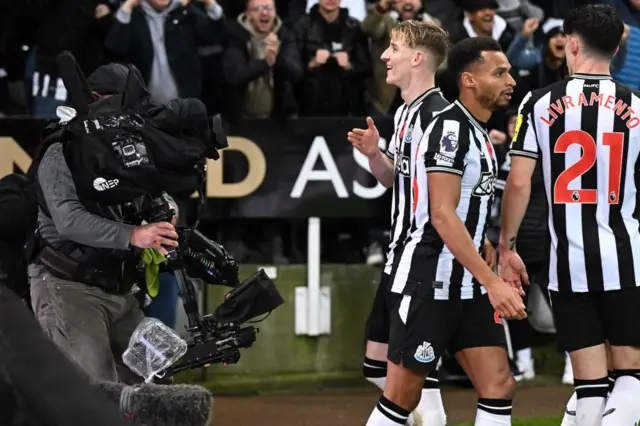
[294,4,371,116]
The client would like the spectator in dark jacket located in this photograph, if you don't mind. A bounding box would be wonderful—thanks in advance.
[27,0,116,117]
[105,0,226,105]
[295,0,371,116]
[439,0,517,102]
[453,0,516,51]
[223,0,302,120]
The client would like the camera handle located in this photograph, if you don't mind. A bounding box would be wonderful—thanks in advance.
[164,246,206,343]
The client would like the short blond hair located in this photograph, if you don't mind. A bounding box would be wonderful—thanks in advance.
[390,20,450,69]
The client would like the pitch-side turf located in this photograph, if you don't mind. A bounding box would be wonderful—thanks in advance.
[212,381,573,425]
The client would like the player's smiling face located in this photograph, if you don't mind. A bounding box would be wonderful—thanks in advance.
[469,50,516,111]
[381,34,418,87]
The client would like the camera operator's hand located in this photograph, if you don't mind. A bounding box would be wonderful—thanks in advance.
[130,222,179,256]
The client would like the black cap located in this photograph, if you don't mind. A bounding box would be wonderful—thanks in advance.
[87,63,136,96]
[462,0,499,13]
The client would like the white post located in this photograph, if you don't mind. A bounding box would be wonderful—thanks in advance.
[307,217,321,336]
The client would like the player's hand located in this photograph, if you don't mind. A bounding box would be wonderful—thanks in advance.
[498,250,529,295]
[489,129,507,145]
[348,117,380,157]
[485,276,527,320]
[483,237,497,270]
[130,222,179,256]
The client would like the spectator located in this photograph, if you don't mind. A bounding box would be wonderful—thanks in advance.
[531,19,567,88]
[223,0,302,121]
[440,0,517,101]
[28,1,116,117]
[105,0,226,105]
[496,0,544,33]
[295,0,371,117]
[605,0,639,88]
[505,17,541,70]
[306,0,370,22]
[500,18,566,103]
[361,0,440,115]
[453,0,516,51]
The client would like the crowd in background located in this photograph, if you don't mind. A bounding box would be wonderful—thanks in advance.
[1,0,621,122]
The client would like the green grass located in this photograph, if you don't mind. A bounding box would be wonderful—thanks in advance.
[455,418,562,426]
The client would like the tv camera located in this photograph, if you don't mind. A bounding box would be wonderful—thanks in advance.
[137,192,284,377]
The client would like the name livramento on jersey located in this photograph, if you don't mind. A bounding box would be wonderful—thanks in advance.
[509,74,640,293]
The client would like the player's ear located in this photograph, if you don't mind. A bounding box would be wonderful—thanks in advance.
[460,71,475,89]
[570,36,580,57]
[412,50,424,67]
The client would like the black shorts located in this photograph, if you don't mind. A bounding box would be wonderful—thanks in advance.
[387,287,506,375]
[364,272,401,344]
[550,287,640,353]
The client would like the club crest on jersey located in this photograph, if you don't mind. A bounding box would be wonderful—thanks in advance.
[472,172,496,197]
[405,124,415,143]
[414,341,435,363]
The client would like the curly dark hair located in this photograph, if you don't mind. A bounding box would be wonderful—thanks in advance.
[447,37,502,86]
[564,4,624,58]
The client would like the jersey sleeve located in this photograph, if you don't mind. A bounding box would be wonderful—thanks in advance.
[423,117,471,176]
[384,138,395,159]
[509,91,540,160]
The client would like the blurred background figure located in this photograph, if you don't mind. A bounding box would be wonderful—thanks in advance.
[105,0,227,105]
[295,0,371,117]
[223,0,302,121]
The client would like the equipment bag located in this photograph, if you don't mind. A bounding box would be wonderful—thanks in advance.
[0,121,64,299]
[56,51,221,211]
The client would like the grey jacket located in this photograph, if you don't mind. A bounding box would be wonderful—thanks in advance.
[36,142,134,253]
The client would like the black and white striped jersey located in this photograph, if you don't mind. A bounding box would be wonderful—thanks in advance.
[389,100,498,300]
[510,73,640,293]
[383,87,449,276]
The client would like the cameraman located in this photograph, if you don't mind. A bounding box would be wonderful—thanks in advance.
[28,63,179,383]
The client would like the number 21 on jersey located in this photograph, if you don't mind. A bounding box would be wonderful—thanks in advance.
[553,130,624,204]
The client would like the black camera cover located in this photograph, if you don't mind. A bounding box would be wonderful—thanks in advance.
[56,51,222,208]
[213,270,284,325]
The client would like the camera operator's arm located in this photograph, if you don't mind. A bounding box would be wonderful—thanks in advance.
[38,144,178,254]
